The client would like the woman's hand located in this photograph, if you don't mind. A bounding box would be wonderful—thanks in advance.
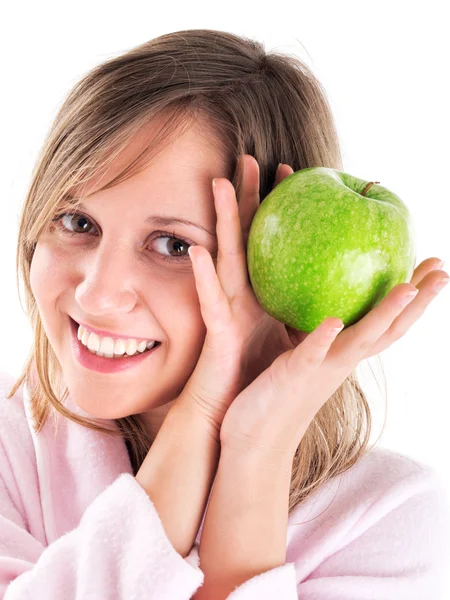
[219,258,448,460]
[174,155,300,438]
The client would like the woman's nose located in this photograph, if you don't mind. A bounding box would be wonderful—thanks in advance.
[74,242,139,316]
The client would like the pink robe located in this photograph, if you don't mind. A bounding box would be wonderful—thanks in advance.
[0,370,449,599]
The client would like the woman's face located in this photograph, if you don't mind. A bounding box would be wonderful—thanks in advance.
[30,118,228,438]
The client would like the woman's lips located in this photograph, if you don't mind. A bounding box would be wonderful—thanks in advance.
[69,317,160,374]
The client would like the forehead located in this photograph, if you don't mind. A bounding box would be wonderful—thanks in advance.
[68,116,228,200]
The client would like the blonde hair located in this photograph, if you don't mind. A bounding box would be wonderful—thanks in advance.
[8,29,386,512]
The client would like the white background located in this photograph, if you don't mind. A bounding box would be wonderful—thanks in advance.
[1,1,449,490]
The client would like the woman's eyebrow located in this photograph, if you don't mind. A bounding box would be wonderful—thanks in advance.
[145,214,217,238]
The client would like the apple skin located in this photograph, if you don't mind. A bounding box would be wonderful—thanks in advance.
[247,167,417,333]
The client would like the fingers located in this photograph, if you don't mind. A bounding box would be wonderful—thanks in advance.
[188,245,232,337]
[327,283,419,369]
[213,178,250,298]
[237,156,294,245]
[236,155,260,246]
[292,256,448,369]
[188,157,297,333]
[410,257,444,286]
[214,156,295,299]
[273,163,294,187]
[362,263,448,357]
[290,317,344,370]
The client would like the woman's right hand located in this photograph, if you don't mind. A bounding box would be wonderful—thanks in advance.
[173,155,300,440]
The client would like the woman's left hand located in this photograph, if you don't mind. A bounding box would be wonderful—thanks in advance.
[220,262,448,460]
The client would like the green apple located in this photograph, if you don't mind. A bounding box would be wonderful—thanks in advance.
[247,167,416,333]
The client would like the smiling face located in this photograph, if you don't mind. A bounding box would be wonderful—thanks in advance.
[29,116,229,438]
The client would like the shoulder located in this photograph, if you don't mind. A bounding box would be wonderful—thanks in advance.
[340,445,449,521]
[289,445,449,528]
[342,445,449,527]
[342,444,446,493]
[287,445,450,596]
[0,369,36,473]
[0,370,41,526]
[0,369,32,444]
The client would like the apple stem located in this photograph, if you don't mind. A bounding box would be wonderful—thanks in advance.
[361,181,380,196]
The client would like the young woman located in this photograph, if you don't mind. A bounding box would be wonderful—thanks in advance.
[1,29,449,599]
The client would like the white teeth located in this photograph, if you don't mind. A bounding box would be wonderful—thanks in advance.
[113,339,126,356]
[125,339,137,356]
[87,333,100,352]
[137,340,147,353]
[99,336,115,358]
[76,324,158,359]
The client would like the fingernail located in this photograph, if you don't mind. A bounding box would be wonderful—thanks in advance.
[277,163,283,169]
[436,259,445,269]
[400,288,419,306]
[434,278,449,293]
[329,323,344,335]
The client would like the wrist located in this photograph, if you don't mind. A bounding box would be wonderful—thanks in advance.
[220,438,295,477]
[173,392,223,443]
[149,398,221,464]
[135,399,221,558]
[196,440,291,588]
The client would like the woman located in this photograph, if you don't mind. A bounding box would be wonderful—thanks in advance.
[1,29,449,599]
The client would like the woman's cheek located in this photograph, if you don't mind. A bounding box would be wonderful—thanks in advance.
[30,241,71,304]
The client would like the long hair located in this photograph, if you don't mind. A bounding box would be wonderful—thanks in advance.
[8,29,386,512]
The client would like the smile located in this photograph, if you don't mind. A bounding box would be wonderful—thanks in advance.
[69,317,161,374]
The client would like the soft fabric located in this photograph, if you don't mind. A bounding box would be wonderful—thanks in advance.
[0,369,449,599]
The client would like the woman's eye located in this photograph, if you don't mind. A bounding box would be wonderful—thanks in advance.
[51,212,194,263]
[52,212,96,235]
[151,232,193,262]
